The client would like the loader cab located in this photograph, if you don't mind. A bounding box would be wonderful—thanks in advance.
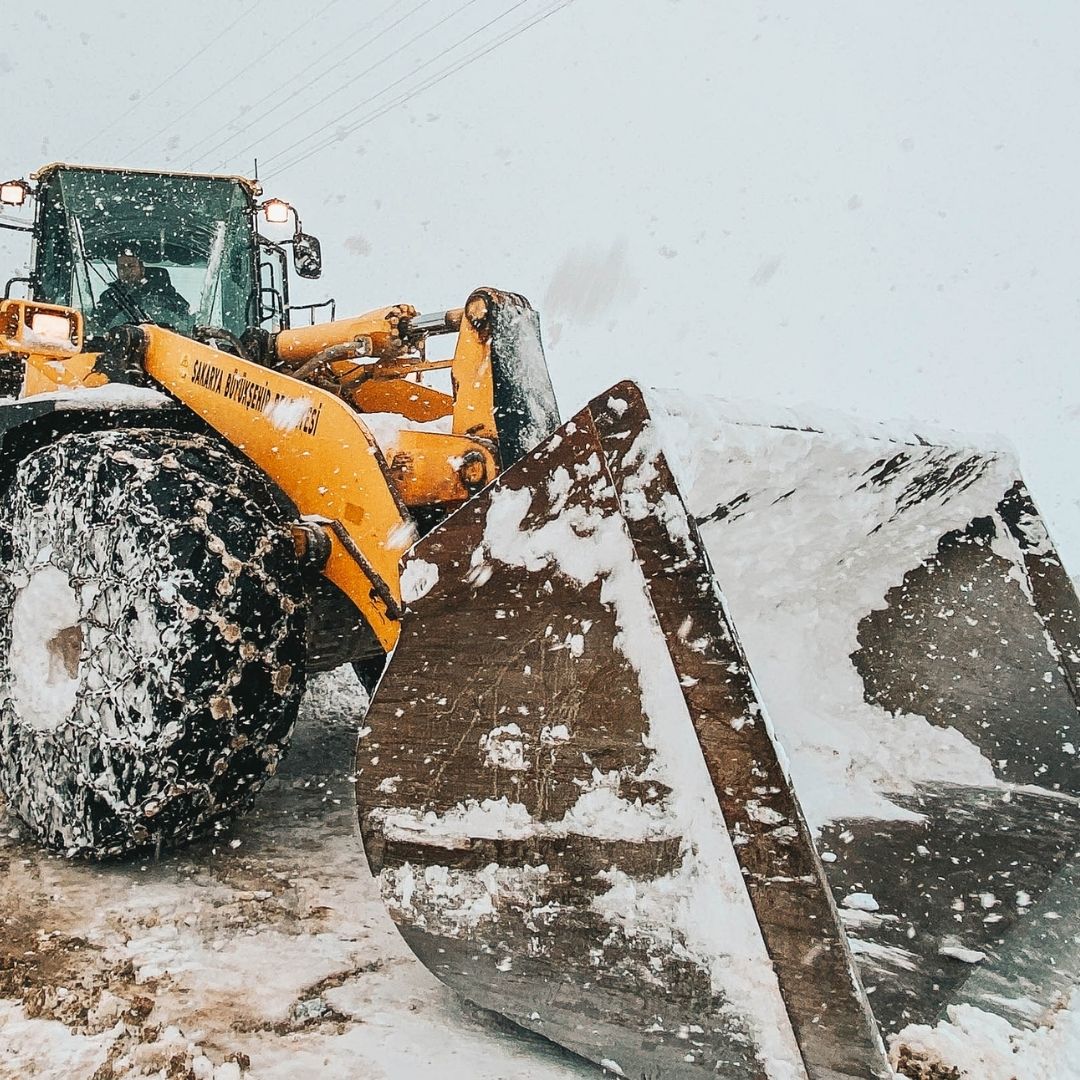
[20,164,311,346]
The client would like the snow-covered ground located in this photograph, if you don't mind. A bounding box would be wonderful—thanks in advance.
[2,633,1076,1080]
[0,668,592,1080]
[895,998,1080,1080]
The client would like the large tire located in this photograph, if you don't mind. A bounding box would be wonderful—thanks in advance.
[0,353,22,398]
[0,428,306,857]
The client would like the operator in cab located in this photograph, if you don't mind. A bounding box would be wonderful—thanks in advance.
[96,249,193,332]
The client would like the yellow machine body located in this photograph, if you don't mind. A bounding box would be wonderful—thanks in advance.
[2,293,507,655]
[0,298,105,395]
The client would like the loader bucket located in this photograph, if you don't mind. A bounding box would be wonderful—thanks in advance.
[646,389,1080,1047]
[357,384,889,1079]
[357,382,1080,1077]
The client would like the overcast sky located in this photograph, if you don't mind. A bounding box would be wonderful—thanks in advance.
[2,1,1078,569]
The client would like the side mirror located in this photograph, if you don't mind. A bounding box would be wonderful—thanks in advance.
[292,232,322,279]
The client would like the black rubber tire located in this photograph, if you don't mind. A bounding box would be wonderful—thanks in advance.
[351,655,387,698]
[0,428,306,857]
[0,354,22,398]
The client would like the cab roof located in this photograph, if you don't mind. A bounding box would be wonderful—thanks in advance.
[31,162,263,199]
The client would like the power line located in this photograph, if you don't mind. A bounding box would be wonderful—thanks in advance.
[259,0,534,172]
[72,0,261,160]
[264,0,568,176]
[182,0,427,170]
[121,0,344,163]
[218,0,486,172]
[267,0,574,179]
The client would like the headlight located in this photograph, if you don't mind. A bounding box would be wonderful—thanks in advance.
[262,198,292,225]
[0,301,83,356]
[28,312,76,347]
[0,179,31,207]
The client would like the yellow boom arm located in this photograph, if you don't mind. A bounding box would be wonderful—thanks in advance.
[143,325,415,652]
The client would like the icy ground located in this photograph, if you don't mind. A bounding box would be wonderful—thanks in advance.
[1,640,1078,1079]
[0,668,592,1080]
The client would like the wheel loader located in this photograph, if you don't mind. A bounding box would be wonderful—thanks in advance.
[0,163,1077,1079]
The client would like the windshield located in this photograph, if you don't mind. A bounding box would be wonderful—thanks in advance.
[34,168,257,340]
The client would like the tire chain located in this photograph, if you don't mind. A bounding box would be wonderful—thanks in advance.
[0,428,306,856]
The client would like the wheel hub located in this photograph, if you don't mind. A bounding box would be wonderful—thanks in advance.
[9,564,83,731]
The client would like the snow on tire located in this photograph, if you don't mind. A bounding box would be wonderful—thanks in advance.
[0,427,306,857]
